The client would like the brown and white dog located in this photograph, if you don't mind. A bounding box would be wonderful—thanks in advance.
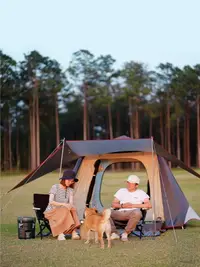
[80,207,111,248]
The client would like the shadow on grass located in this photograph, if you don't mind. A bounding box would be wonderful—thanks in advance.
[0,223,50,237]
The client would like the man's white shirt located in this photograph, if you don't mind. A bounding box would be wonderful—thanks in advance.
[114,188,149,211]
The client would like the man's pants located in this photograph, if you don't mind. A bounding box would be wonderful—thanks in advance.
[110,209,142,234]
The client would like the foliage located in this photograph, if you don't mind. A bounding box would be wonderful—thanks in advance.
[0,49,200,169]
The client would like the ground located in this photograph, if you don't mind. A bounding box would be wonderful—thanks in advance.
[1,169,200,267]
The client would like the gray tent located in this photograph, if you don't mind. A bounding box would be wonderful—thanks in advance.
[9,136,200,228]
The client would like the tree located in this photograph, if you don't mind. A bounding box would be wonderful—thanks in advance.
[67,50,97,140]
[42,58,67,146]
[156,63,176,167]
[88,55,118,139]
[19,51,46,169]
[194,65,200,167]
[0,50,19,170]
[121,61,153,139]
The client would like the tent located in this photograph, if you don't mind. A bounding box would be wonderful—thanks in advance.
[9,136,200,229]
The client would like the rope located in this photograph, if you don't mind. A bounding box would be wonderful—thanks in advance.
[1,140,64,213]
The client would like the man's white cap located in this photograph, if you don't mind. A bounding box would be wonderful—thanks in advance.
[127,175,140,184]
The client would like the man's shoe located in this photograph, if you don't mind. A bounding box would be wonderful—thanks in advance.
[121,232,129,242]
[72,230,80,240]
[111,233,120,240]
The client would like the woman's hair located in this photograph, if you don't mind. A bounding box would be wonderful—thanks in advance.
[59,179,75,189]
[60,179,66,187]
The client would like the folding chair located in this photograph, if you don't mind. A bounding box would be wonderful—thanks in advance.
[33,193,51,239]
[114,209,147,239]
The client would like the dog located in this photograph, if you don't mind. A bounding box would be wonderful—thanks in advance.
[80,207,111,249]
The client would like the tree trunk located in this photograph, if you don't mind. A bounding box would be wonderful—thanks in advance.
[30,95,36,170]
[176,117,181,160]
[36,92,40,166]
[3,112,12,171]
[160,112,164,147]
[3,125,6,170]
[107,103,114,170]
[116,110,121,169]
[83,83,88,140]
[134,107,140,170]
[108,104,113,139]
[197,95,200,168]
[116,111,120,137]
[29,102,32,170]
[91,110,95,139]
[128,97,133,138]
[149,116,152,137]
[87,111,90,140]
[184,102,190,167]
[183,109,187,165]
[55,93,60,146]
[134,108,139,139]
[186,103,190,167]
[3,119,9,170]
[167,102,171,168]
[128,97,134,169]
[16,119,20,170]
[8,116,12,170]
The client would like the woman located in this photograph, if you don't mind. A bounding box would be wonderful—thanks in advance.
[44,170,80,240]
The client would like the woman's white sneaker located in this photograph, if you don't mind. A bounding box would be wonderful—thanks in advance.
[57,233,66,240]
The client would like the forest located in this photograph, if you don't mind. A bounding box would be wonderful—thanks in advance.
[1,49,200,171]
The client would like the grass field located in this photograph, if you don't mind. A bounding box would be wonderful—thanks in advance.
[1,169,200,267]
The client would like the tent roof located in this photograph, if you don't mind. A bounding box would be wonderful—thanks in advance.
[8,136,200,192]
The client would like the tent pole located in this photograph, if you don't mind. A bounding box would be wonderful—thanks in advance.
[59,138,65,178]
[151,136,157,239]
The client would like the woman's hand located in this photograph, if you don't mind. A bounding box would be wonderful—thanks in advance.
[62,203,73,210]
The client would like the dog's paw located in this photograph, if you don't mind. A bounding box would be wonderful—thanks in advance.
[85,240,90,244]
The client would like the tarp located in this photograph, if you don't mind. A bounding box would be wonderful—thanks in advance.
[8,136,200,192]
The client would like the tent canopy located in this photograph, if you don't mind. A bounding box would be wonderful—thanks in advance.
[8,136,200,192]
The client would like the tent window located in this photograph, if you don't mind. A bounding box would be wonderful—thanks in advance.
[86,160,101,207]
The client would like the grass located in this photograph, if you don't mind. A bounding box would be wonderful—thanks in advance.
[0,169,200,267]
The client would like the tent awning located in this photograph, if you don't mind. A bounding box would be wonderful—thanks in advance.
[8,137,200,192]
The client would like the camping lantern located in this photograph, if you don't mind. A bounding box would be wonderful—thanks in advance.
[17,216,36,239]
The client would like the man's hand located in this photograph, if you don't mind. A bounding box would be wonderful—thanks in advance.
[143,202,152,209]
[143,199,152,209]
[122,202,152,209]
[122,202,133,208]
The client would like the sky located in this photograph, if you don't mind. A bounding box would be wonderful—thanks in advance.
[1,0,200,70]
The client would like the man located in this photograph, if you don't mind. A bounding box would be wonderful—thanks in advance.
[110,174,152,241]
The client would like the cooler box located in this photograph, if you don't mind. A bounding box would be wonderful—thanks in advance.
[17,216,36,239]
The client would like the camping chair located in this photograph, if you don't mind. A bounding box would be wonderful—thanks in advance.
[114,209,147,239]
[33,194,51,239]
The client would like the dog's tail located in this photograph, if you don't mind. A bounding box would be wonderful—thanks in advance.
[102,209,111,222]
